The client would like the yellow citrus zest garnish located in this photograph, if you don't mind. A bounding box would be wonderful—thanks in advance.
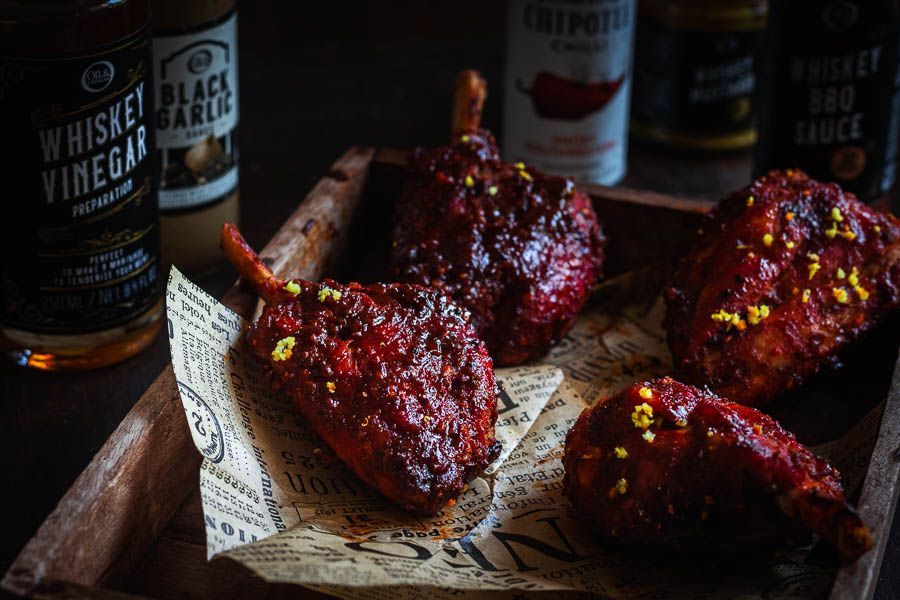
[272,336,296,362]
[631,403,654,429]
[318,286,342,302]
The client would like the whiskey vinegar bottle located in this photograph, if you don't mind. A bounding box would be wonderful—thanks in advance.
[153,0,239,274]
[0,0,163,370]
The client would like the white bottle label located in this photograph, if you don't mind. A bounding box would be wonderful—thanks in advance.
[503,0,635,185]
[153,11,239,211]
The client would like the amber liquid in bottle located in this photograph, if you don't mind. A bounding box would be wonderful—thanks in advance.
[153,0,239,276]
[0,0,163,370]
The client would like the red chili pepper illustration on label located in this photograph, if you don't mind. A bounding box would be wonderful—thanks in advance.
[517,71,626,120]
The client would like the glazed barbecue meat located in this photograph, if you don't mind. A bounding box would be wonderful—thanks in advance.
[564,377,872,562]
[393,72,604,366]
[665,169,900,406]
[221,224,500,514]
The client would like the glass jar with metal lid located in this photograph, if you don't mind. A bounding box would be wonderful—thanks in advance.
[631,0,768,152]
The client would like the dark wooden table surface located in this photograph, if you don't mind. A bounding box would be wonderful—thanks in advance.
[1,20,898,599]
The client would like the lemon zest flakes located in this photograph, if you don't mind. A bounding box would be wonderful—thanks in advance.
[676,419,688,428]
[832,287,849,303]
[707,429,715,438]
[631,403,654,429]
[846,267,869,300]
[875,225,882,233]
[746,304,770,326]
[460,134,470,142]
[642,430,656,443]
[318,286,342,302]
[762,233,774,247]
[802,289,811,303]
[785,212,795,221]
[609,478,629,498]
[614,446,628,459]
[284,281,301,296]
[807,253,821,280]
[836,267,846,280]
[752,424,763,435]
[785,240,796,249]
[825,207,857,241]
[272,336,296,362]
[513,162,533,181]
[746,196,754,207]
[488,185,498,196]
[464,175,475,188]
[711,308,743,330]
[639,386,653,400]
[326,381,336,393]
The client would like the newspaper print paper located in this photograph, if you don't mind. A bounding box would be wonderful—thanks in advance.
[167,267,884,598]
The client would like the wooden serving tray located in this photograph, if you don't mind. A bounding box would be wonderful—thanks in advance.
[4,147,898,599]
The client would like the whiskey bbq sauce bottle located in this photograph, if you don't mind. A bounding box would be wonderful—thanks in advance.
[153,0,239,275]
[755,0,900,208]
[0,0,163,370]
[632,0,768,152]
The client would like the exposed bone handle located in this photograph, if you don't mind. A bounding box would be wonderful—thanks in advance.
[220,223,288,303]
[451,69,487,136]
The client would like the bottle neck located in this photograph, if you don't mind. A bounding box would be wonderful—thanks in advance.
[0,0,151,55]
[152,0,235,31]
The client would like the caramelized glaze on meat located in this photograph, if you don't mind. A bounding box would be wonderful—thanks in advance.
[564,377,872,562]
[665,170,900,405]
[222,224,499,515]
[393,129,605,366]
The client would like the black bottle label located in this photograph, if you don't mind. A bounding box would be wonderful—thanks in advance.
[153,9,239,213]
[0,28,161,335]
[633,17,763,138]
[756,1,900,202]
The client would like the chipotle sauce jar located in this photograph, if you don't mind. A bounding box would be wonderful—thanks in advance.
[503,0,636,185]
[0,0,162,370]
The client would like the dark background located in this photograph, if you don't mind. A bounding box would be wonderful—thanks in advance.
[1,2,897,598]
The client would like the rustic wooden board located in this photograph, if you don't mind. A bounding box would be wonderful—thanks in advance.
[3,146,897,599]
